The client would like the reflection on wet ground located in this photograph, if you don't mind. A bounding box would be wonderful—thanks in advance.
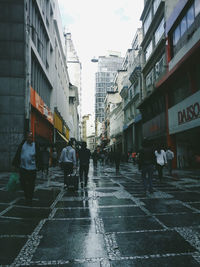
[0,163,200,266]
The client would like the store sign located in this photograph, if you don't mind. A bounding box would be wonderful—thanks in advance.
[143,112,166,139]
[168,90,200,134]
[30,87,53,124]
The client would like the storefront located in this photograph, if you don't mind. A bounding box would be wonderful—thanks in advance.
[30,87,53,145]
[142,112,167,150]
[123,121,134,153]
[54,111,69,156]
[134,113,143,152]
[168,90,200,168]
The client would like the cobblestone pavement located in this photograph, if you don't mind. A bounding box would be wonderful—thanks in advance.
[0,163,200,266]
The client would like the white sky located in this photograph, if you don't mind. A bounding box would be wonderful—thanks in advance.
[57,0,144,117]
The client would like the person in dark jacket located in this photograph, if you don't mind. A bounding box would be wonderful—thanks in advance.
[12,131,40,206]
[78,142,91,188]
[138,139,155,195]
[92,149,98,167]
[113,149,121,173]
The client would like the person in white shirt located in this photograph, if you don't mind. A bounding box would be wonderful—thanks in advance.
[12,131,39,206]
[155,145,167,182]
[166,147,174,176]
[59,140,76,188]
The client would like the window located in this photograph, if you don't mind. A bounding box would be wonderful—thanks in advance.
[144,11,152,35]
[173,26,180,46]
[155,18,164,45]
[155,54,165,80]
[195,0,200,16]
[187,5,195,28]
[145,41,153,61]
[180,16,187,36]
[153,0,161,14]
[145,69,154,88]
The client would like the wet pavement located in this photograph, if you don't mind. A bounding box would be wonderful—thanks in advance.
[0,163,200,266]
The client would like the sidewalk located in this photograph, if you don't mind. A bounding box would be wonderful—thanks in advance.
[0,163,200,266]
[126,162,200,180]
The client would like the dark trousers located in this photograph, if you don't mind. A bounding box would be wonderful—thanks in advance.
[141,164,154,192]
[156,164,164,181]
[19,168,36,201]
[167,160,173,175]
[63,162,73,186]
[115,160,120,172]
[79,164,89,186]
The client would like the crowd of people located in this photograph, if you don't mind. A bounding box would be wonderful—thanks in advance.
[12,130,178,205]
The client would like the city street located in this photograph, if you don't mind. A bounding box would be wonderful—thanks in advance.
[0,162,200,266]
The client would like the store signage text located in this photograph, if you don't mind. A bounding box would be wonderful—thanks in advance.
[178,102,200,125]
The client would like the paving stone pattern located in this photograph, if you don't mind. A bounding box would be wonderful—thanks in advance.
[0,163,200,266]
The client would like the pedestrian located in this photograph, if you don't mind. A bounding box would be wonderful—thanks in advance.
[113,149,121,173]
[52,148,58,167]
[59,140,76,189]
[78,142,91,188]
[132,152,137,165]
[41,146,50,178]
[12,131,40,206]
[92,149,98,167]
[166,146,174,176]
[138,139,155,195]
[155,145,167,182]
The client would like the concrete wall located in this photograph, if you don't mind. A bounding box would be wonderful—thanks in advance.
[0,0,25,170]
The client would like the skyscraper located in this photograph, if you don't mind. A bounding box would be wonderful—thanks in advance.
[95,52,124,123]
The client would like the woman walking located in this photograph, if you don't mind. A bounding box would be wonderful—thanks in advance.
[155,145,167,182]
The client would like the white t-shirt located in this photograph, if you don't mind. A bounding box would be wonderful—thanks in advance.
[155,150,167,166]
[20,141,36,170]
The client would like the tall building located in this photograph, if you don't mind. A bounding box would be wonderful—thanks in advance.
[95,52,124,123]
[138,0,200,168]
[0,0,78,170]
[65,32,81,140]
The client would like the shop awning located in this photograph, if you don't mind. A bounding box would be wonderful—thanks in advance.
[56,131,69,143]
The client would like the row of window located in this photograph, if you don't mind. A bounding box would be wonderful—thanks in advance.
[145,54,165,89]
[30,1,49,69]
[145,17,165,62]
[96,72,113,78]
[144,0,161,35]
[31,54,52,107]
[96,78,112,83]
[142,95,165,122]
[172,0,200,46]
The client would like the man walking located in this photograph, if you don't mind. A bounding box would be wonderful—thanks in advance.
[12,131,40,206]
[59,140,76,189]
[113,149,121,173]
[78,142,91,188]
[166,147,174,176]
[138,139,155,195]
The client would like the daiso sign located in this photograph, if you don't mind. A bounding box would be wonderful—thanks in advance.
[168,91,200,134]
[178,102,200,125]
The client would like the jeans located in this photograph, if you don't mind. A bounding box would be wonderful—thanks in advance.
[167,160,173,175]
[63,162,73,186]
[141,164,154,192]
[79,164,89,186]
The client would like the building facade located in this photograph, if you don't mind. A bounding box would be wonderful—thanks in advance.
[65,32,81,140]
[120,29,143,154]
[95,52,124,123]
[0,0,78,170]
[138,0,200,168]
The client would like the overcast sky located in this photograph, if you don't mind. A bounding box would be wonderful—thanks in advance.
[57,0,144,117]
